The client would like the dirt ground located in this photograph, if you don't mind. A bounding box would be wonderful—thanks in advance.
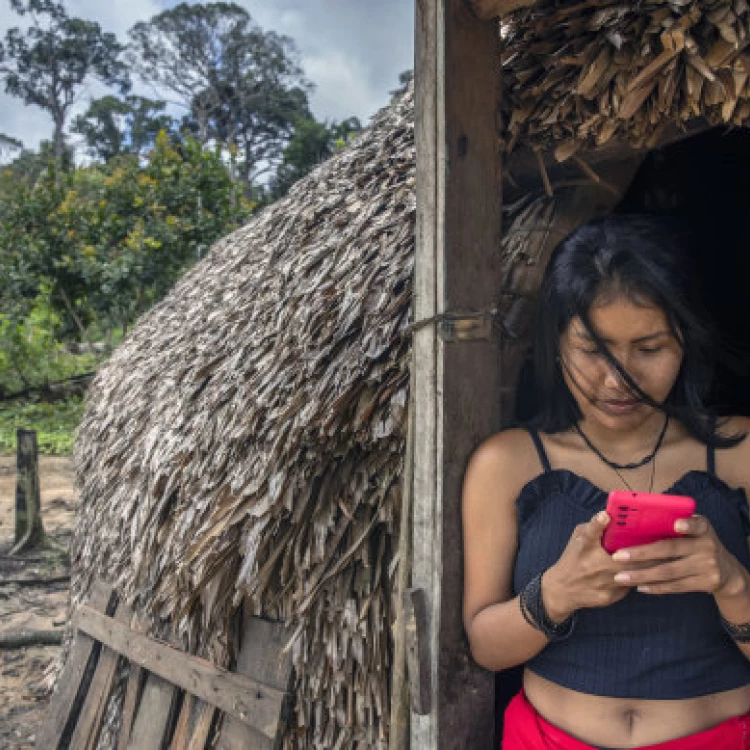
[0,455,78,749]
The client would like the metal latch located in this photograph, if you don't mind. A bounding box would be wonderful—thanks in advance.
[438,310,496,342]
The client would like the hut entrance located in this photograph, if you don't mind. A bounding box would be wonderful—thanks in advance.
[514,126,750,423]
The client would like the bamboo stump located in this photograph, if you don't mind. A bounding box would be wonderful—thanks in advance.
[11,428,48,555]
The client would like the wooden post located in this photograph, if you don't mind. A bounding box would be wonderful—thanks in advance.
[412,1,504,748]
[12,428,47,555]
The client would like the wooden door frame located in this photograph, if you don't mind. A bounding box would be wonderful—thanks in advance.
[412,0,504,746]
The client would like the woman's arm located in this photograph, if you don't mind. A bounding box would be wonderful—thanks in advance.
[462,431,549,671]
[462,431,631,672]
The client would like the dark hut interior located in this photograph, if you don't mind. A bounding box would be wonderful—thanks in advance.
[513,126,750,425]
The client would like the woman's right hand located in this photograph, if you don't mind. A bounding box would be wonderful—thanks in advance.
[541,511,633,623]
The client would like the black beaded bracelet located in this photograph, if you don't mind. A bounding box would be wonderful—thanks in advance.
[519,572,576,642]
[719,613,750,643]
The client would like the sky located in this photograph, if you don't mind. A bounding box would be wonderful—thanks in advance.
[0,0,415,155]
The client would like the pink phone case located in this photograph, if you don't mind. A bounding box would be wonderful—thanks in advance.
[602,490,696,553]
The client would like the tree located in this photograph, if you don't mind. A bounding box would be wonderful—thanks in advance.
[72,95,174,162]
[128,2,312,188]
[0,0,130,165]
[71,96,130,163]
[390,69,414,101]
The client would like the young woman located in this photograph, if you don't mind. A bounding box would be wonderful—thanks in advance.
[462,215,750,749]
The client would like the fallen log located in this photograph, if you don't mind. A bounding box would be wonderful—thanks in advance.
[0,629,63,648]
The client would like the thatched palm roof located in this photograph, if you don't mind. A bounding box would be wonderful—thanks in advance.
[502,0,750,158]
[72,90,414,748]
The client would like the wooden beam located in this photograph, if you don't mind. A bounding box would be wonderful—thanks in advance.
[413,0,503,747]
[72,605,288,741]
[215,609,293,750]
[468,0,537,21]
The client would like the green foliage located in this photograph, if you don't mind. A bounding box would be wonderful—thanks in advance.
[0,131,253,337]
[0,293,102,395]
[0,397,85,455]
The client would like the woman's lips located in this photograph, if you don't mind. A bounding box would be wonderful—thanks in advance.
[599,399,642,415]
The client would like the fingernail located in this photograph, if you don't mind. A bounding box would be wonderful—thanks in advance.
[614,572,630,583]
[637,585,651,593]
[675,520,689,532]
[596,511,609,523]
[612,550,630,561]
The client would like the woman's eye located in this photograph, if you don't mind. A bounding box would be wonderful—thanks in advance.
[639,347,663,355]
[581,348,602,356]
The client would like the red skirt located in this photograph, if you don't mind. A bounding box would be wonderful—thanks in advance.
[502,691,750,749]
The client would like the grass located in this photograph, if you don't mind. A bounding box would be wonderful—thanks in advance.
[0,397,86,455]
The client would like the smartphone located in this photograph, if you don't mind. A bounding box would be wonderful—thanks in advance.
[602,490,696,553]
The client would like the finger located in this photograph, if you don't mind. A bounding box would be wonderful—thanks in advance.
[612,537,694,562]
[614,558,694,586]
[673,514,710,537]
[582,510,610,543]
[634,575,704,595]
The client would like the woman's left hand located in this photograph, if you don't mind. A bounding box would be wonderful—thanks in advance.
[610,515,747,599]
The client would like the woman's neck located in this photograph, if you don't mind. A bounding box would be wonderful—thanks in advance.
[575,412,673,463]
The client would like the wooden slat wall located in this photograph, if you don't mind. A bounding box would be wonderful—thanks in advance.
[37,581,115,749]
[413,1,504,747]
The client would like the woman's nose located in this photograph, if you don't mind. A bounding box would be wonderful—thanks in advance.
[603,359,625,388]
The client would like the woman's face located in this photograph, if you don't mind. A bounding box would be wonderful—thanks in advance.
[559,294,684,431]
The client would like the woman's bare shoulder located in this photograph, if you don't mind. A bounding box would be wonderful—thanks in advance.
[463,428,543,510]
[715,416,750,492]
[718,415,750,435]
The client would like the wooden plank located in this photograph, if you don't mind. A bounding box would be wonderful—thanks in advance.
[69,601,134,750]
[126,673,178,750]
[72,605,287,740]
[413,0,441,743]
[37,581,115,750]
[403,588,431,715]
[413,0,503,747]
[116,663,144,750]
[215,609,293,750]
[170,693,216,750]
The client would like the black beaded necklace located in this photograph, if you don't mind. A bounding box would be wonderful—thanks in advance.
[573,414,670,473]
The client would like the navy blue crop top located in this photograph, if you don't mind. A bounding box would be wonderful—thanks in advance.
[512,428,750,699]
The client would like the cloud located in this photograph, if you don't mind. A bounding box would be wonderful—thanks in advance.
[246,0,414,123]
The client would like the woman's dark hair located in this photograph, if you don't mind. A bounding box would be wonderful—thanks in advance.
[531,214,741,447]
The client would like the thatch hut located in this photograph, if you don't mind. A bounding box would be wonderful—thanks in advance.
[70,88,414,748]
[62,1,750,748]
